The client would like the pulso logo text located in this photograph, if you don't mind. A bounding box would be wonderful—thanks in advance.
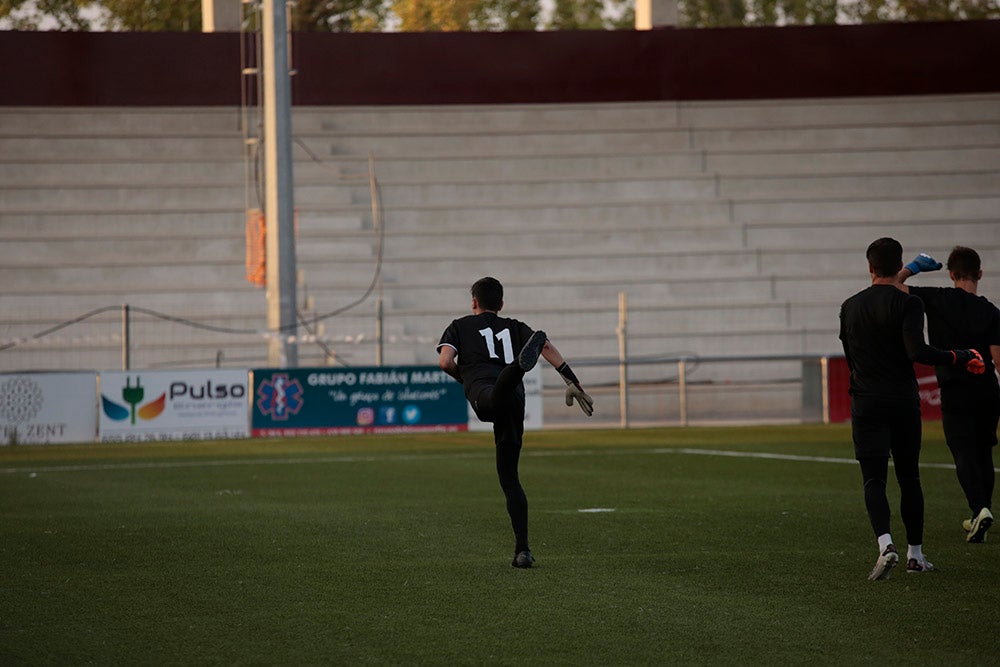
[170,381,246,400]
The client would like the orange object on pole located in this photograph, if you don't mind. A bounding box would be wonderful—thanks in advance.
[246,208,266,287]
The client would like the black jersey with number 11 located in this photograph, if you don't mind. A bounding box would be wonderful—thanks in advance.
[437,312,535,395]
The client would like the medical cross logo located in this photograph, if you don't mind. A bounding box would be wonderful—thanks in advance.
[256,373,304,421]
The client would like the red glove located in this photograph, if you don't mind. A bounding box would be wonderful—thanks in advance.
[952,349,986,375]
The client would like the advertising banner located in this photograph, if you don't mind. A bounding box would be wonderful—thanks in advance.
[99,369,250,442]
[252,366,467,437]
[468,366,544,432]
[0,372,98,445]
[826,357,944,423]
[914,363,943,420]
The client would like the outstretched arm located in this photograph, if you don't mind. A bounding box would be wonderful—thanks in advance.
[540,339,594,416]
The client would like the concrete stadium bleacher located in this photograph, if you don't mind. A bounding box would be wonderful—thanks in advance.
[1,93,999,425]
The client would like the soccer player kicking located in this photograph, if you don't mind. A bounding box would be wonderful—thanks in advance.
[437,277,594,568]
[839,238,984,581]
[897,247,999,543]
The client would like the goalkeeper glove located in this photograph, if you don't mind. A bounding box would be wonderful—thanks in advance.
[556,362,594,416]
[952,349,986,375]
[565,383,594,417]
[905,253,942,275]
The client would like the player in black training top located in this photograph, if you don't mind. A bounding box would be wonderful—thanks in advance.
[898,246,998,543]
[839,238,983,581]
[438,277,594,568]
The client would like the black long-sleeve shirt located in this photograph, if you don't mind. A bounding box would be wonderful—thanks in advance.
[909,285,1000,410]
[839,284,954,401]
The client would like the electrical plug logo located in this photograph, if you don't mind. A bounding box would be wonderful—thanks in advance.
[102,376,166,424]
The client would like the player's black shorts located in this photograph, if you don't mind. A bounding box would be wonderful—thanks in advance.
[467,381,524,423]
[942,408,1000,450]
[851,395,922,459]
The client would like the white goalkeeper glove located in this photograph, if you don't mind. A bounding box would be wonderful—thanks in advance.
[556,362,593,416]
[565,383,594,416]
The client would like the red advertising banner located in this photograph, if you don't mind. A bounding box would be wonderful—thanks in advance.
[914,363,943,420]
[826,357,942,423]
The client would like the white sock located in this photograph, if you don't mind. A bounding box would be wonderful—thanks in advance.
[877,533,893,553]
[907,544,924,561]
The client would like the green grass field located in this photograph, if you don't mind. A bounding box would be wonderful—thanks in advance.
[2,424,998,665]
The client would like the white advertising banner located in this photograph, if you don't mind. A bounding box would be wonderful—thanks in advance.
[0,372,98,445]
[468,365,544,432]
[99,369,250,442]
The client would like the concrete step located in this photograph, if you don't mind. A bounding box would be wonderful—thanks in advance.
[0,108,241,135]
[0,313,424,344]
[356,152,708,182]
[0,160,245,186]
[0,183,351,211]
[0,185,248,211]
[299,128,693,158]
[0,237,244,264]
[0,263,248,290]
[380,277,777,310]
[0,211,364,240]
[297,95,1000,133]
[0,211,247,238]
[757,246,1000,275]
[732,195,1000,223]
[0,235,368,265]
[720,171,1000,198]
[693,123,1000,151]
[334,249,763,283]
[0,136,243,161]
[319,200,734,230]
[679,94,1000,128]
[774,273,1000,303]
[377,303,794,340]
[376,225,744,258]
[706,146,1000,176]
[372,175,719,206]
[743,219,1000,249]
[301,101,681,133]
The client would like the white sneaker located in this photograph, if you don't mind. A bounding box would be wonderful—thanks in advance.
[906,557,934,573]
[868,544,898,581]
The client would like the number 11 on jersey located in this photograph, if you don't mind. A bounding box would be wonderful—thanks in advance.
[479,327,514,363]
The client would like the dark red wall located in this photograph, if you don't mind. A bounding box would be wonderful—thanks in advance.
[1,20,998,106]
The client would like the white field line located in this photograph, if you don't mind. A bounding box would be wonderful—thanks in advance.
[0,446,975,475]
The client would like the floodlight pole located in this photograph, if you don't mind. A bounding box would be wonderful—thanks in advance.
[263,0,298,367]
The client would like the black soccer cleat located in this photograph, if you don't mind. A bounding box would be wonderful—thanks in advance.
[517,330,547,372]
[512,550,535,568]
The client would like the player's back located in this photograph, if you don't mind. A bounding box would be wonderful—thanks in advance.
[439,312,534,390]
[910,285,1000,396]
[840,285,920,401]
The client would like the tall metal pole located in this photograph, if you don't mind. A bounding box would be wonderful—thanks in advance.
[678,359,688,427]
[121,303,130,370]
[263,0,298,367]
[369,153,383,367]
[617,292,628,428]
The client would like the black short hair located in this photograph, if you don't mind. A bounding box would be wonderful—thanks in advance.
[471,277,503,311]
[866,237,903,278]
[947,246,981,281]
